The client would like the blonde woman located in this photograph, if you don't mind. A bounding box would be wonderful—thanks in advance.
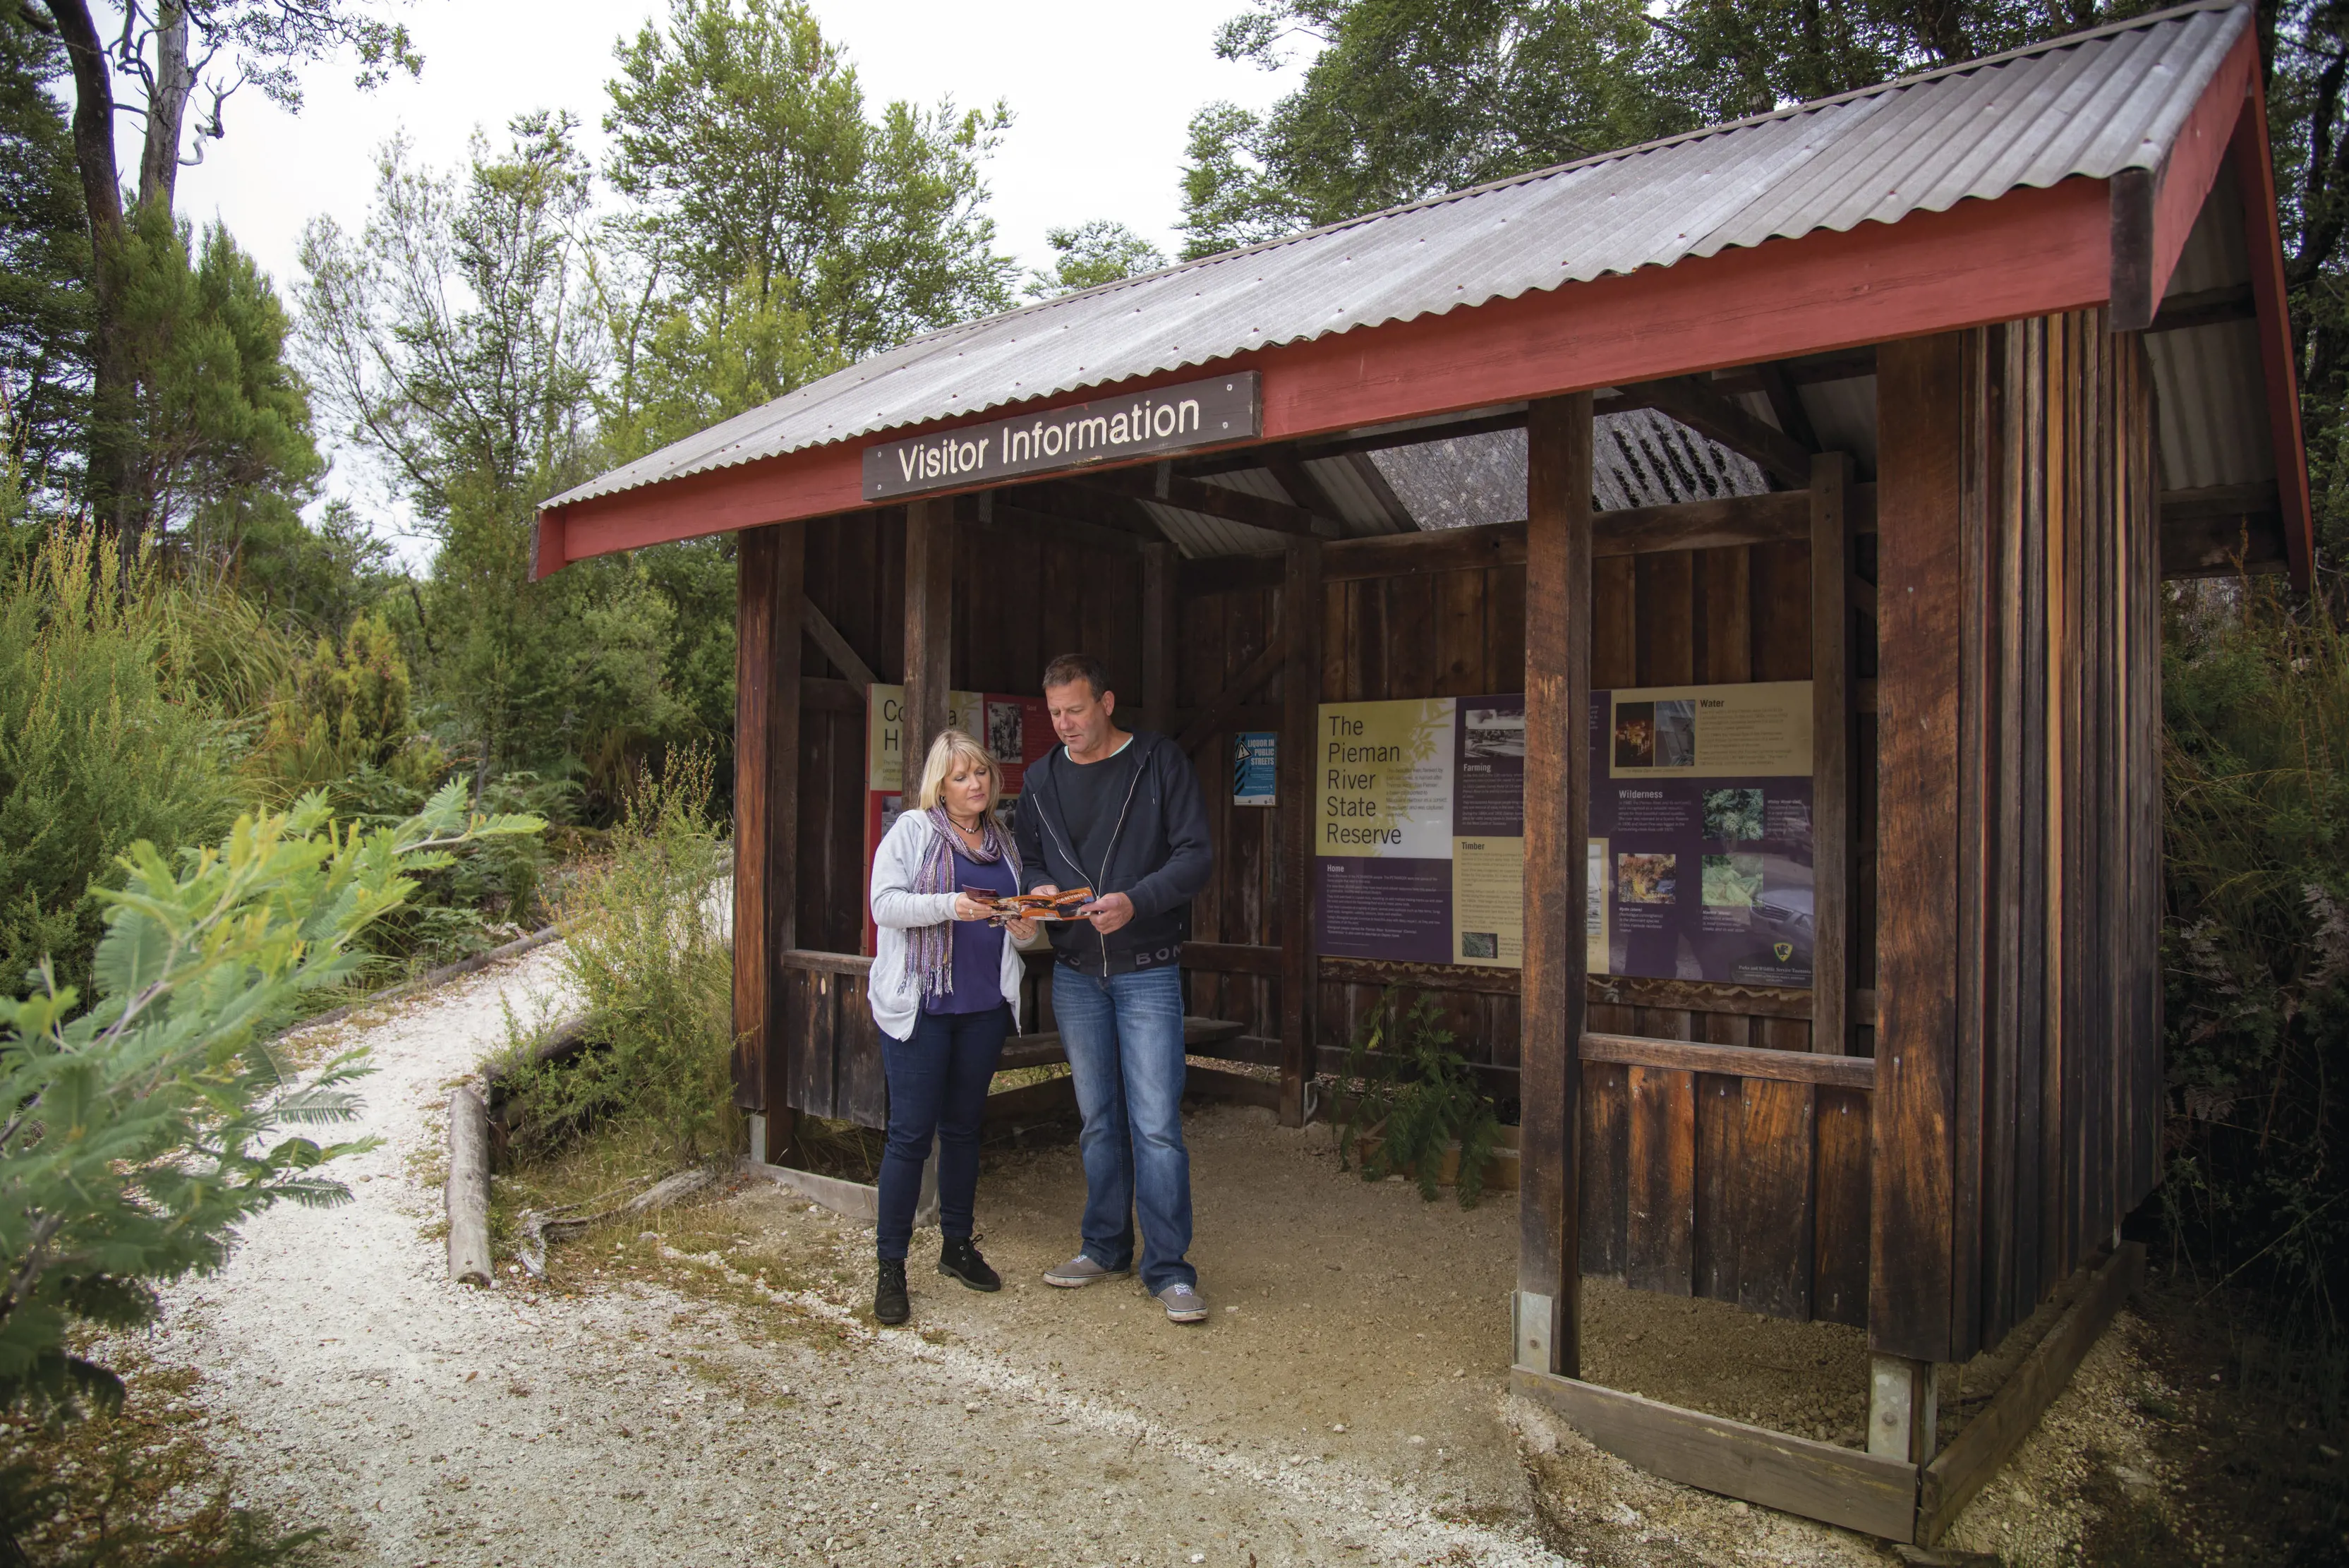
[866,729,1037,1325]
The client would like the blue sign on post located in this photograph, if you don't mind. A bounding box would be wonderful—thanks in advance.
[1232,732,1276,806]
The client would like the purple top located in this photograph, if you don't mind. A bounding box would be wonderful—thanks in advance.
[927,848,1015,1015]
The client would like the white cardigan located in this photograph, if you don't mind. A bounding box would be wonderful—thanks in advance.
[866,809,1026,1040]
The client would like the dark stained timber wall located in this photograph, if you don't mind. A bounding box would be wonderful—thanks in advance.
[1873,313,2162,1364]
[756,310,2160,1353]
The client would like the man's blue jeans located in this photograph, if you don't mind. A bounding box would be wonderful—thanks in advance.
[1051,963,1195,1292]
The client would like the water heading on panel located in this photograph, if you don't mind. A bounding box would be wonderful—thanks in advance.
[860,373,1261,500]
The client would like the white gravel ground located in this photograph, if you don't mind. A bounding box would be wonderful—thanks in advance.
[146,947,1564,1568]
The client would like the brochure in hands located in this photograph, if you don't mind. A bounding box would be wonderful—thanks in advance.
[964,886,1094,921]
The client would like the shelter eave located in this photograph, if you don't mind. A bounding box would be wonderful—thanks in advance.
[536,177,2116,576]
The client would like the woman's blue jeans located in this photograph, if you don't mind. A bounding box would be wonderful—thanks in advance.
[876,1003,1009,1262]
[1051,963,1195,1292]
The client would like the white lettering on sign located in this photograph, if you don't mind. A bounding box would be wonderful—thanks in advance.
[861,373,1260,500]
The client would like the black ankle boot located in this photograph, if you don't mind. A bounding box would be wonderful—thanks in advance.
[938,1236,1001,1292]
[874,1258,910,1324]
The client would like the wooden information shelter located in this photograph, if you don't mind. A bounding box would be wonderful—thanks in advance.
[535,4,2305,1543]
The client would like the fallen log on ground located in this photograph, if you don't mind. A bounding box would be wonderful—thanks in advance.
[446,1086,493,1286]
[516,1166,717,1279]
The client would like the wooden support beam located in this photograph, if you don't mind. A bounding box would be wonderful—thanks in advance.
[1581,1032,1874,1090]
[1871,332,1966,1365]
[2146,282,2254,333]
[1177,640,1288,755]
[1518,390,1593,1378]
[1177,486,1883,597]
[1085,466,1339,538]
[1756,361,1823,452]
[1182,408,1530,474]
[1277,535,1323,1127]
[902,497,955,759]
[991,500,1149,557]
[1813,453,1853,1054]
[2158,479,2288,577]
[1620,375,1815,488]
[802,594,876,688]
[1262,452,1350,528]
[732,524,804,1147]
[1514,1368,1921,1541]
[1142,541,1178,735]
[997,481,1164,541]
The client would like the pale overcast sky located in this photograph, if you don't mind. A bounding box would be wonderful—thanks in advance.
[157,0,1308,555]
[174,0,1309,303]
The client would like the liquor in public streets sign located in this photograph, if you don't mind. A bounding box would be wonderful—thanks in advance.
[860,372,1261,500]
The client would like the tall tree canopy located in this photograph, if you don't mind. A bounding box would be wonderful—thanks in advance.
[26,0,416,538]
[600,0,1016,454]
[0,12,90,486]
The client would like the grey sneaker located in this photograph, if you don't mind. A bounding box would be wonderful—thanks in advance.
[1157,1282,1208,1322]
[1043,1253,1128,1288]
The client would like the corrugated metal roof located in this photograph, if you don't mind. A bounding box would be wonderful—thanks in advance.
[547,0,2250,512]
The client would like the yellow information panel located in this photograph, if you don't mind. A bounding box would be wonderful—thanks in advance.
[1314,694,1522,967]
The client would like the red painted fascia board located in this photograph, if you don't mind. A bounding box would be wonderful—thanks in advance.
[2230,80,2314,589]
[2148,22,2262,313]
[541,177,2112,574]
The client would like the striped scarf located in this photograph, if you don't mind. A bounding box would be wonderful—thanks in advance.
[907,804,1021,1001]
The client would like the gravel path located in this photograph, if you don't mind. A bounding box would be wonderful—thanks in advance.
[148,948,1564,1568]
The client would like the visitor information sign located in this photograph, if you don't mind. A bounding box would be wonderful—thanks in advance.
[1312,682,1814,986]
[1591,682,1815,987]
[862,684,1054,955]
[1312,695,1527,969]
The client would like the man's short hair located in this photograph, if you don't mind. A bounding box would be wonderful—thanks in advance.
[1041,653,1113,700]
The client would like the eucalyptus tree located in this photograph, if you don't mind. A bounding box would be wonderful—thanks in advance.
[1029,220,1168,298]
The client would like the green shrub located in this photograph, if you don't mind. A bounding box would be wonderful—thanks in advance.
[0,523,242,999]
[2161,581,2349,1323]
[1335,989,1500,1209]
[507,745,732,1166]
[0,780,541,1415]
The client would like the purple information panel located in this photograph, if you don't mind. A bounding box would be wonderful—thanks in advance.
[1589,685,1816,987]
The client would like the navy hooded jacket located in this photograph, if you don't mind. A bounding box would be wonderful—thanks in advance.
[1013,730,1212,976]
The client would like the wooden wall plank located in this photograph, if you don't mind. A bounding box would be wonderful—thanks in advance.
[1693,1073,1744,1304]
[1871,331,1966,1364]
[1519,392,1595,1375]
[1581,1061,1631,1277]
[1635,551,1694,685]
[1813,1085,1873,1327]
[1626,1066,1697,1295]
[1734,1078,1818,1320]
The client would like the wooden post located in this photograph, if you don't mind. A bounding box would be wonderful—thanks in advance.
[732,524,804,1154]
[1276,534,1323,1127]
[903,497,955,756]
[1811,452,1852,1054]
[1518,392,1593,1377]
[1868,1353,1939,1465]
[1142,541,1178,735]
[1871,334,1965,1366]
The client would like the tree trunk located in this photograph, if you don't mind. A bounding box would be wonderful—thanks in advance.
[138,4,193,216]
[42,0,137,543]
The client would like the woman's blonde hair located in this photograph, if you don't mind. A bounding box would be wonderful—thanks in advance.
[914,728,1000,814]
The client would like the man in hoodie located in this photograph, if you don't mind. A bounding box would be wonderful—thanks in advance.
[1014,653,1214,1322]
